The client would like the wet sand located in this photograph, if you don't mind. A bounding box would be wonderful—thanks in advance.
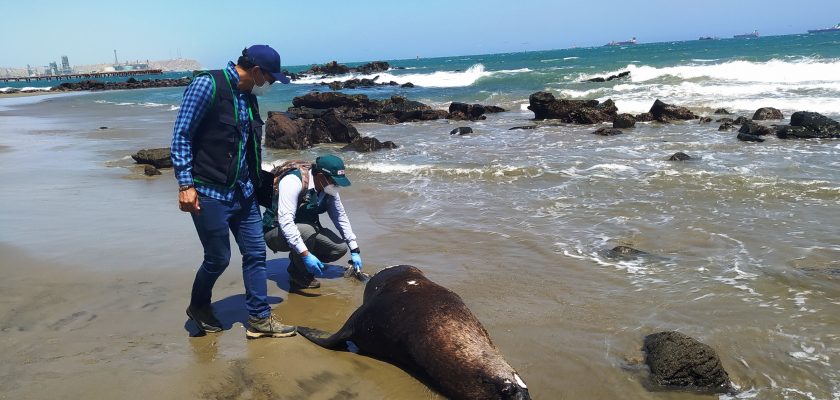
[3,95,836,399]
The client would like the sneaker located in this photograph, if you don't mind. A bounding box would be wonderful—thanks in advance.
[245,314,297,339]
[289,272,321,289]
[186,304,223,333]
[287,264,321,289]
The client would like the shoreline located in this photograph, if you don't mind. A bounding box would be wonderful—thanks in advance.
[2,71,839,399]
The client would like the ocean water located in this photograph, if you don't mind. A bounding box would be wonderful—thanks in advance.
[2,33,840,399]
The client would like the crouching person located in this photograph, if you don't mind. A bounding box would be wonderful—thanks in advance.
[263,155,363,289]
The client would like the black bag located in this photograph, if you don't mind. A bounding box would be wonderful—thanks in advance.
[256,169,275,208]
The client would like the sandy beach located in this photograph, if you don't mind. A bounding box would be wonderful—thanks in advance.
[2,83,838,399]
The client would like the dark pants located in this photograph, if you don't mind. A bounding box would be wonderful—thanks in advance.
[265,222,348,275]
[190,190,270,318]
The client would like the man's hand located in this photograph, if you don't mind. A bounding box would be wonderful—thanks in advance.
[178,187,201,214]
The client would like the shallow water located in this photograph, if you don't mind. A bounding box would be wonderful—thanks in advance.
[2,37,840,397]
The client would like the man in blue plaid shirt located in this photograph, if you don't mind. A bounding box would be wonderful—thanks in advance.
[171,45,295,339]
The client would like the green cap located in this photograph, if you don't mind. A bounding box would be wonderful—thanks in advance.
[315,155,351,187]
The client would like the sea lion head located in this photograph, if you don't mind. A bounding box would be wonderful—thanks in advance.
[472,368,531,400]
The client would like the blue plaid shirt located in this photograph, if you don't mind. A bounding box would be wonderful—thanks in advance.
[171,61,255,201]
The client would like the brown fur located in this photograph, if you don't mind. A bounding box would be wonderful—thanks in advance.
[298,265,530,400]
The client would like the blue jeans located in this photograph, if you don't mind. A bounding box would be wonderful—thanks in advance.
[189,189,270,318]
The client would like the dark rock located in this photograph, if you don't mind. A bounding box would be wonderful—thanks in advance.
[99,126,108,130]
[699,117,712,124]
[287,92,449,125]
[643,331,732,394]
[603,246,648,259]
[300,60,390,77]
[131,148,172,169]
[54,77,192,92]
[585,71,630,82]
[264,110,361,150]
[732,116,750,125]
[613,114,636,129]
[715,118,734,124]
[143,165,161,176]
[776,111,840,139]
[635,113,654,122]
[341,136,397,152]
[509,125,538,131]
[449,102,489,121]
[714,108,731,115]
[592,127,623,136]
[528,91,618,123]
[752,107,784,120]
[449,127,473,135]
[668,152,691,161]
[401,82,415,88]
[484,105,506,113]
[738,121,774,136]
[737,132,765,142]
[649,99,698,121]
[718,122,735,131]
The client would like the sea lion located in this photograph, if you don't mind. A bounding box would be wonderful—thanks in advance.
[298,265,531,400]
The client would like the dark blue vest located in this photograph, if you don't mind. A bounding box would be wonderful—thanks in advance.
[191,69,264,190]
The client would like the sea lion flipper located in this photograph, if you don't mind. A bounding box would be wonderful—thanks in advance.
[298,327,352,350]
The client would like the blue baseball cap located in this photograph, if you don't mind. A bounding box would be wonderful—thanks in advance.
[315,155,351,187]
[245,45,291,84]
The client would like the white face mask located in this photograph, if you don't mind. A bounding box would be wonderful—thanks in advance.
[250,80,271,96]
[323,184,340,196]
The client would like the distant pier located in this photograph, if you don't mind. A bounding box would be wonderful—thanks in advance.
[0,69,163,83]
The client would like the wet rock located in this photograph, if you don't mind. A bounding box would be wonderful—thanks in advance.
[54,77,192,92]
[739,121,774,136]
[449,127,473,135]
[99,126,108,130]
[299,60,390,78]
[449,102,488,121]
[592,127,623,136]
[649,99,698,121]
[699,117,713,124]
[737,132,765,142]
[752,107,784,120]
[776,111,840,139]
[143,165,161,176]
[603,246,648,259]
[714,108,731,115]
[400,82,415,88]
[264,110,363,150]
[715,118,734,124]
[732,116,750,125]
[668,152,691,161]
[584,71,630,82]
[643,331,732,394]
[287,92,448,125]
[509,125,538,130]
[341,136,397,152]
[613,113,636,129]
[635,113,654,122]
[528,91,618,123]
[131,148,172,169]
[718,122,735,131]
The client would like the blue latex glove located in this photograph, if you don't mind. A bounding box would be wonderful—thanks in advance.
[302,253,324,276]
[350,252,362,272]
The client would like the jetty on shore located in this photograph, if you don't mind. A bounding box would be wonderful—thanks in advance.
[0,69,163,83]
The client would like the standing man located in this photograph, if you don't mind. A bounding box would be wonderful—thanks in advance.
[263,155,362,289]
[171,45,296,339]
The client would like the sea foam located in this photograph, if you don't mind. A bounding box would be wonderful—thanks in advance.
[291,63,528,88]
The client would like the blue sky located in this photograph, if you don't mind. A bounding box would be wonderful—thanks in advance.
[2,0,839,68]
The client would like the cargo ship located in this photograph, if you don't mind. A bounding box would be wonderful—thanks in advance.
[808,23,840,33]
[734,30,759,39]
[605,37,637,46]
